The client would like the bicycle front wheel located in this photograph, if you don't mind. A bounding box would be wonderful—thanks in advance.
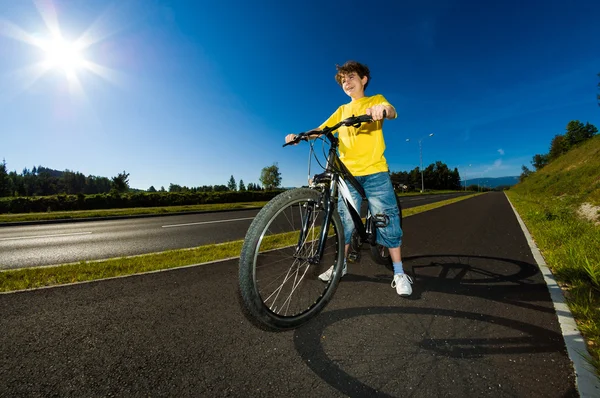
[238,188,345,331]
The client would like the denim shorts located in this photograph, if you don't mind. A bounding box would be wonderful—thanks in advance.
[337,172,402,248]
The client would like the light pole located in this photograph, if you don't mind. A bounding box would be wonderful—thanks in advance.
[406,133,434,193]
[464,164,472,191]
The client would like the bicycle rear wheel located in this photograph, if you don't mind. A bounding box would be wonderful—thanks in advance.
[370,194,403,270]
[238,188,345,331]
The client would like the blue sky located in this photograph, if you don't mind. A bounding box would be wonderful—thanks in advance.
[1,0,599,190]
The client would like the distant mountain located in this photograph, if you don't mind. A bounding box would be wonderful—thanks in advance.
[461,176,519,189]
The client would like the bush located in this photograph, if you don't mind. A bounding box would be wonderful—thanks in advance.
[0,190,285,214]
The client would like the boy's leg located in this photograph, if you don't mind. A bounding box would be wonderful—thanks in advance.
[337,179,363,252]
[362,172,412,296]
[388,247,401,264]
[318,179,362,282]
[361,172,402,252]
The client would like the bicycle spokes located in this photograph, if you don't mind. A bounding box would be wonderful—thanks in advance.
[253,196,339,318]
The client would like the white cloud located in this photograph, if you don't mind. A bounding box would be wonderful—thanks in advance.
[498,148,505,155]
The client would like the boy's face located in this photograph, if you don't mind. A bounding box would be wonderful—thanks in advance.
[340,72,368,99]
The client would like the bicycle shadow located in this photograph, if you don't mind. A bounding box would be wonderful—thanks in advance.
[292,305,577,398]
[290,253,578,397]
[342,253,554,313]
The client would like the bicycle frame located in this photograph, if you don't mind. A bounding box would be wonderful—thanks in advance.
[304,133,375,262]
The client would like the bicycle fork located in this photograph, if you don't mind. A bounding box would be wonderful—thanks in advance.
[293,189,335,265]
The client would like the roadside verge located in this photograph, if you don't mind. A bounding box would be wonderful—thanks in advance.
[506,193,600,396]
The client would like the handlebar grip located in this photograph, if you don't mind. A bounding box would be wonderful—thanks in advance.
[283,133,306,147]
[356,109,386,124]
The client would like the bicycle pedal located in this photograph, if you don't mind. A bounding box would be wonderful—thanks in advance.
[372,214,389,228]
[347,251,360,263]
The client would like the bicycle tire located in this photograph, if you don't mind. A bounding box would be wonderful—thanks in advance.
[238,188,345,331]
[369,194,403,270]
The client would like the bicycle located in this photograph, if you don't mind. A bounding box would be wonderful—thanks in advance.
[237,113,403,332]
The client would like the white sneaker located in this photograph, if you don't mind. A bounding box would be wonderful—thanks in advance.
[391,273,413,297]
[318,262,347,282]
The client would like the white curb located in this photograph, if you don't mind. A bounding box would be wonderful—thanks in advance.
[505,193,599,397]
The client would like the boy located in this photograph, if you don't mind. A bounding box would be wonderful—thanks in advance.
[285,60,412,297]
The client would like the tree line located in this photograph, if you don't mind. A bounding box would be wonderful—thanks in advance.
[390,161,462,191]
[520,120,598,181]
[0,163,128,197]
[0,161,282,198]
[0,155,468,200]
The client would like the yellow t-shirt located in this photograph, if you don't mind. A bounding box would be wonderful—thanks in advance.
[319,94,396,176]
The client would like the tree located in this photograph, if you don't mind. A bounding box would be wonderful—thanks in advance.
[239,179,246,191]
[169,183,183,192]
[227,175,237,191]
[62,170,86,194]
[449,167,461,190]
[565,120,598,147]
[111,171,130,193]
[519,165,532,182]
[0,159,11,197]
[548,134,569,161]
[148,186,157,192]
[531,153,549,171]
[37,170,58,196]
[260,163,282,190]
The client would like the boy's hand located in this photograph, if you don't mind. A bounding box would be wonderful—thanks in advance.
[366,105,391,121]
[285,134,298,145]
[285,129,321,145]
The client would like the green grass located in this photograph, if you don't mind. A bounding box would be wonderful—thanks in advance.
[506,191,600,372]
[0,242,246,292]
[0,192,481,293]
[506,134,600,375]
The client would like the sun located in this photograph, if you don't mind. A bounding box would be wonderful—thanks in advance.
[41,36,86,73]
[0,0,118,96]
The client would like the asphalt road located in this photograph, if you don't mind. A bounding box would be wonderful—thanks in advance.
[0,192,580,397]
[0,192,471,269]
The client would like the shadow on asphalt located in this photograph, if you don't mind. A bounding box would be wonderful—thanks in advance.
[290,253,578,397]
[344,253,553,312]
[292,306,576,398]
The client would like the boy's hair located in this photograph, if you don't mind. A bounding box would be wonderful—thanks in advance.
[335,61,370,90]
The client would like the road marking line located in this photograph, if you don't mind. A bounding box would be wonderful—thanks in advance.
[162,217,255,228]
[0,232,93,241]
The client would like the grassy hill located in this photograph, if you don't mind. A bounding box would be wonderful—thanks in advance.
[513,135,600,203]
[506,134,600,376]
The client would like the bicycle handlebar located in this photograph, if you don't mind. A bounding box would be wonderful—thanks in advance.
[283,110,386,147]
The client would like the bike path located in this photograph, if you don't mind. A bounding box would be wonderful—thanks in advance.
[0,192,582,397]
